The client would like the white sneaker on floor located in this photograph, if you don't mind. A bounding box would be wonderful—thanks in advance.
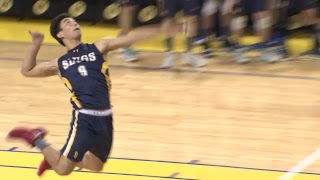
[259,47,286,63]
[181,52,208,67]
[160,51,176,68]
[234,53,251,64]
[121,48,138,62]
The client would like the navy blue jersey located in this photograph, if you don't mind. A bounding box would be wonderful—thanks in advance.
[58,43,111,110]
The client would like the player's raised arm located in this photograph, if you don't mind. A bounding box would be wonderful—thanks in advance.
[21,30,59,77]
[94,24,162,54]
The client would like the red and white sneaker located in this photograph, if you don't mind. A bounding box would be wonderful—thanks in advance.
[6,126,47,146]
[37,159,51,176]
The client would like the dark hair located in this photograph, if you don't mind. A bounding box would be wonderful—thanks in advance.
[50,13,72,46]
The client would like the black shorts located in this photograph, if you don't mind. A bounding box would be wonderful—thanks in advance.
[161,0,204,17]
[60,109,113,162]
[234,0,268,15]
[287,0,318,11]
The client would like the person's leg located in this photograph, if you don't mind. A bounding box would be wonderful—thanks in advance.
[230,0,272,42]
[38,151,105,176]
[7,110,106,176]
[182,0,208,67]
[118,1,139,37]
[42,146,78,175]
[117,0,139,61]
[230,0,248,44]
[6,126,77,175]
[236,0,279,63]
[159,0,180,68]
[38,139,113,176]
[220,0,239,50]
[251,0,272,42]
[78,114,113,171]
[194,0,217,58]
[76,151,105,171]
[195,0,216,44]
[257,0,288,63]
[162,18,176,52]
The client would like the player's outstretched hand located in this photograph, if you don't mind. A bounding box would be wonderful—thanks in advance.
[29,30,44,45]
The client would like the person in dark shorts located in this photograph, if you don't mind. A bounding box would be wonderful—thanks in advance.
[6,12,160,176]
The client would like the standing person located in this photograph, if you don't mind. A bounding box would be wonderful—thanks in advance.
[159,0,209,68]
[193,0,219,58]
[228,0,274,63]
[117,0,140,62]
[6,13,160,176]
[261,0,320,62]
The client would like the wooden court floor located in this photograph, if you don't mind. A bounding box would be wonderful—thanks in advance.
[0,17,320,180]
[0,41,320,179]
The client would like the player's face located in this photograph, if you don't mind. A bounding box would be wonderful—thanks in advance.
[58,17,82,40]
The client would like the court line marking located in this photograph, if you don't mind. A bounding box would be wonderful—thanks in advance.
[169,172,180,178]
[8,147,18,151]
[0,164,195,180]
[2,149,320,176]
[6,147,184,178]
[1,56,320,81]
[278,148,320,180]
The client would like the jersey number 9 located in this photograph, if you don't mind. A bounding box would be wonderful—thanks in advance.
[78,65,88,76]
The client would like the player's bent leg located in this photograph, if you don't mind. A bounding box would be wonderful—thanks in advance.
[38,151,104,176]
[6,126,76,176]
[41,146,103,176]
[42,145,77,176]
[38,142,107,175]
[76,151,104,171]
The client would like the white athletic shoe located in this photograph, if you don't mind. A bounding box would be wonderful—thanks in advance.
[234,54,251,64]
[160,51,176,68]
[181,52,209,67]
[121,48,138,62]
[259,47,286,63]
